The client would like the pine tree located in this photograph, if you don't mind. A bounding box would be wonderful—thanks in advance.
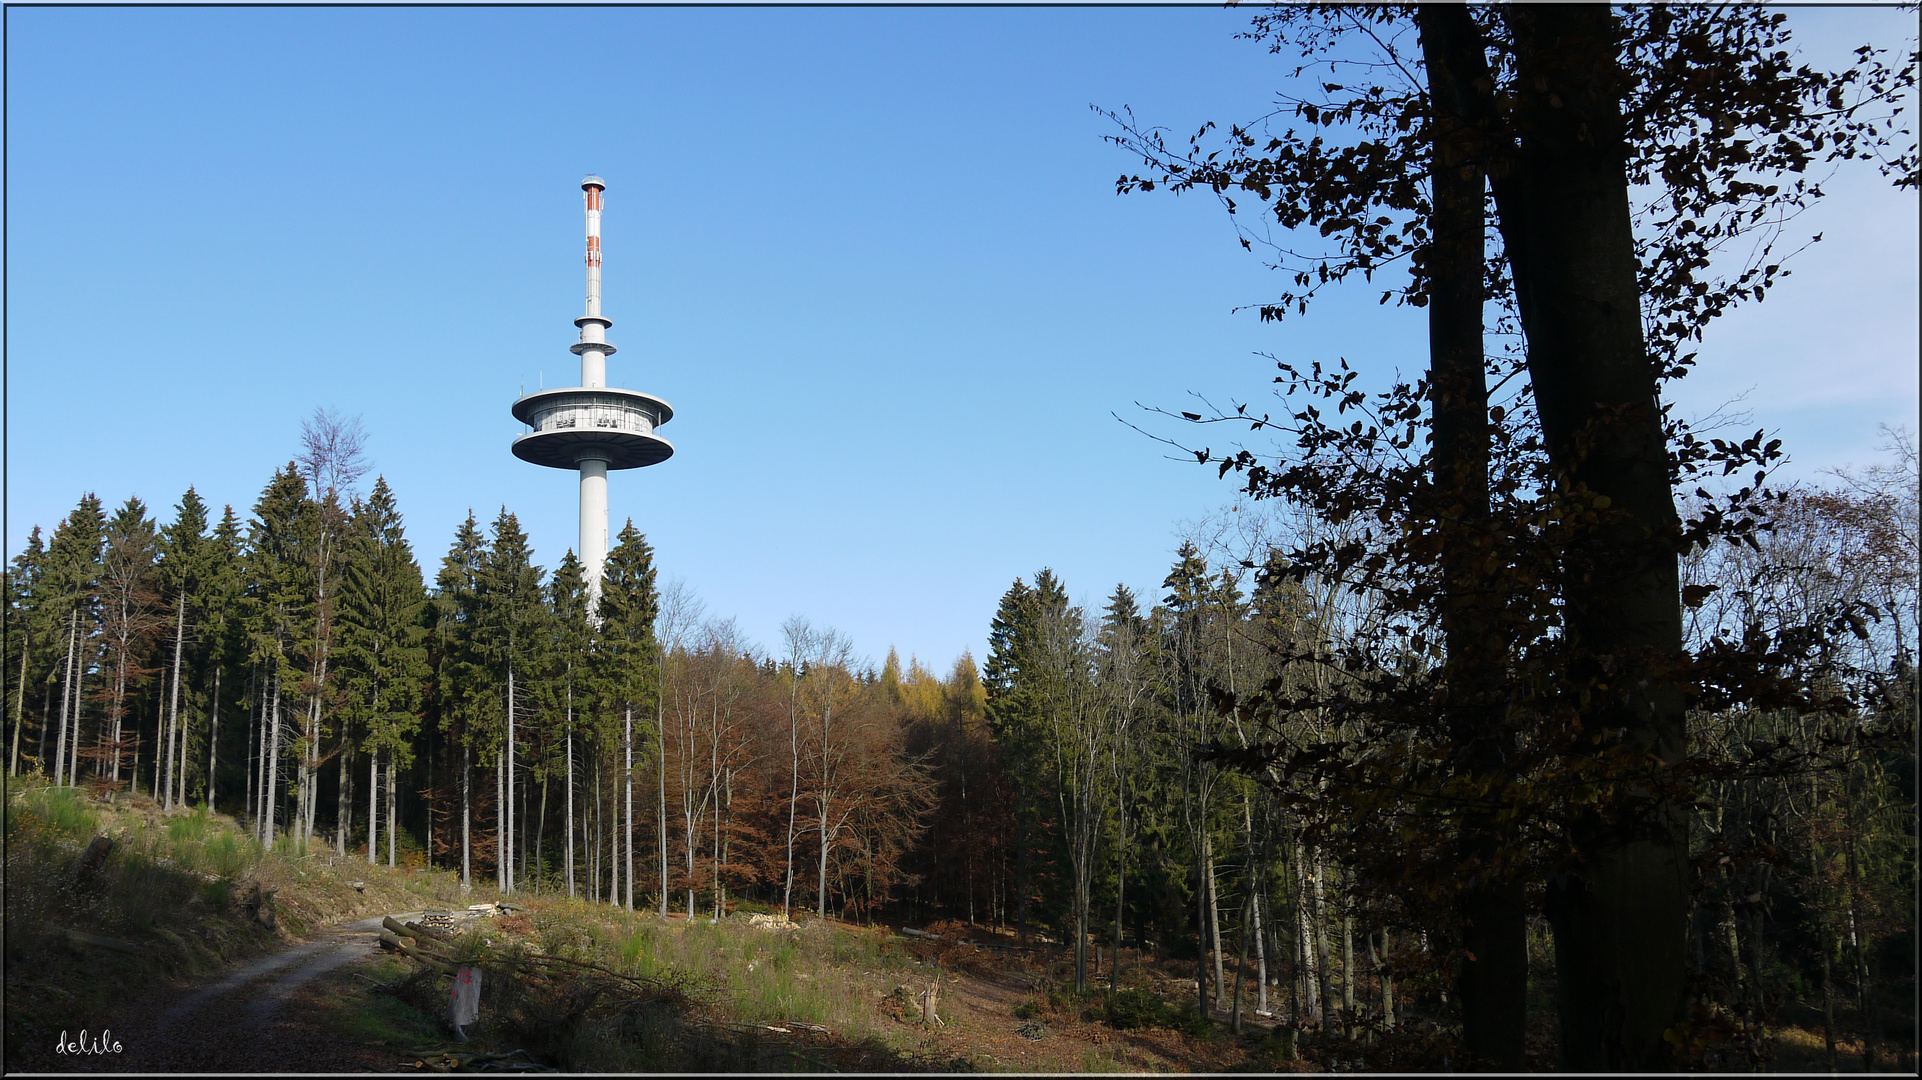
[96,497,161,787]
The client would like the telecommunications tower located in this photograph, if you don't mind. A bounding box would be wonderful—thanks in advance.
[511,176,674,608]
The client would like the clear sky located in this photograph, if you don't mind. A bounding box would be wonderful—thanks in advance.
[6,5,1916,675]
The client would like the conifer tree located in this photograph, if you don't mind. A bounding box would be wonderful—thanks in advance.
[597,520,659,911]
[984,575,1041,941]
[339,477,428,867]
[156,487,210,809]
[97,496,161,787]
[7,527,50,776]
[547,551,593,897]
[475,508,544,892]
[199,505,247,812]
[45,494,105,786]
[429,511,488,886]
[246,465,315,844]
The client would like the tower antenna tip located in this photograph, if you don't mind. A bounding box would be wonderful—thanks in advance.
[582,174,606,190]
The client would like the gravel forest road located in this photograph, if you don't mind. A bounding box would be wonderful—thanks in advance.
[38,912,424,1073]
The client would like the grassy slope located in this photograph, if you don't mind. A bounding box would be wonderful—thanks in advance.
[3,775,497,1070]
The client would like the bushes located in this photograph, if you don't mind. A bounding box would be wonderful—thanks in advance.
[1103,987,1172,1029]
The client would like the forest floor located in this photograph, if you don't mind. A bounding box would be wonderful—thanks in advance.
[5,777,1912,1072]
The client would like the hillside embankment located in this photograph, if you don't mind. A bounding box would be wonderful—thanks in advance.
[10,777,1895,1072]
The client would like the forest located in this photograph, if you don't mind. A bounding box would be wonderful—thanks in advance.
[6,418,1914,1070]
[5,3,1918,1074]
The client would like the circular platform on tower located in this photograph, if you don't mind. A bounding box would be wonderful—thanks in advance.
[510,386,675,470]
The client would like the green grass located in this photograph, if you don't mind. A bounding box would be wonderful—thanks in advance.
[326,956,444,1046]
[5,781,100,844]
[486,899,931,1068]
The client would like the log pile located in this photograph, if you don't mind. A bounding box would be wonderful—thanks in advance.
[380,914,460,974]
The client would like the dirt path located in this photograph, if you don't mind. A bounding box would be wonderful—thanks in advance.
[30,913,423,1073]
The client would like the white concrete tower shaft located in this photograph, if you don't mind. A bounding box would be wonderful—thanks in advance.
[579,456,610,601]
[510,175,674,619]
[580,181,608,388]
[577,178,611,598]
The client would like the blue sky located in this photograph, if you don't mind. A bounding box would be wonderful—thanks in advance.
[6,4,1916,675]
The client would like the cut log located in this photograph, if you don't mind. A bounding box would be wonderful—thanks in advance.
[379,931,457,974]
[404,920,453,943]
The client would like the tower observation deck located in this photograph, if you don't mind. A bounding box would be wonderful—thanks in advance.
[510,176,674,606]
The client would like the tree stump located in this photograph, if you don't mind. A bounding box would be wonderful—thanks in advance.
[917,978,943,1026]
[69,836,114,889]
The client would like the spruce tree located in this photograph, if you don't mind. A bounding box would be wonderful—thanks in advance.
[429,511,488,886]
[339,477,429,867]
[246,465,316,844]
[156,487,210,808]
[546,550,593,897]
[44,494,105,786]
[596,520,659,911]
[6,527,49,775]
[475,508,544,892]
[199,505,247,811]
[984,575,1039,942]
[97,497,160,787]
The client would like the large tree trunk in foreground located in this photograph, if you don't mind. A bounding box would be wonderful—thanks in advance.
[1416,5,1530,1067]
[1490,6,1690,1069]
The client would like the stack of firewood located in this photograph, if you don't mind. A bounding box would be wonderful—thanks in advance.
[379,915,460,974]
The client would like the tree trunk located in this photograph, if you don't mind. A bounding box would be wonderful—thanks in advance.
[591,755,601,903]
[1343,914,1355,1028]
[1209,840,1227,1009]
[1821,930,1837,1072]
[496,748,507,891]
[1382,927,1397,1030]
[1254,878,1270,1016]
[1296,850,1321,1025]
[158,592,183,808]
[817,808,831,920]
[1197,834,1212,1018]
[1312,853,1332,1026]
[1418,6,1688,1067]
[1232,891,1250,1034]
[369,744,380,865]
[1413,8,1532,1066]
[244,668,257,828]
[461,740,471,888]
[1112,788,1126,996]
[508,666,516,895]
[338,719,352,859]
[1016,788,1030,944]
[55,610,77,787]
[264,673,282,846]
[565,692,575,898]
[387,742,398,868]
[536,769,548,894]
[659,680,669,916]
[1509,7,1690,1063]
[9,624,27,776]
[207,666,220,813]
[624,702,633,911]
